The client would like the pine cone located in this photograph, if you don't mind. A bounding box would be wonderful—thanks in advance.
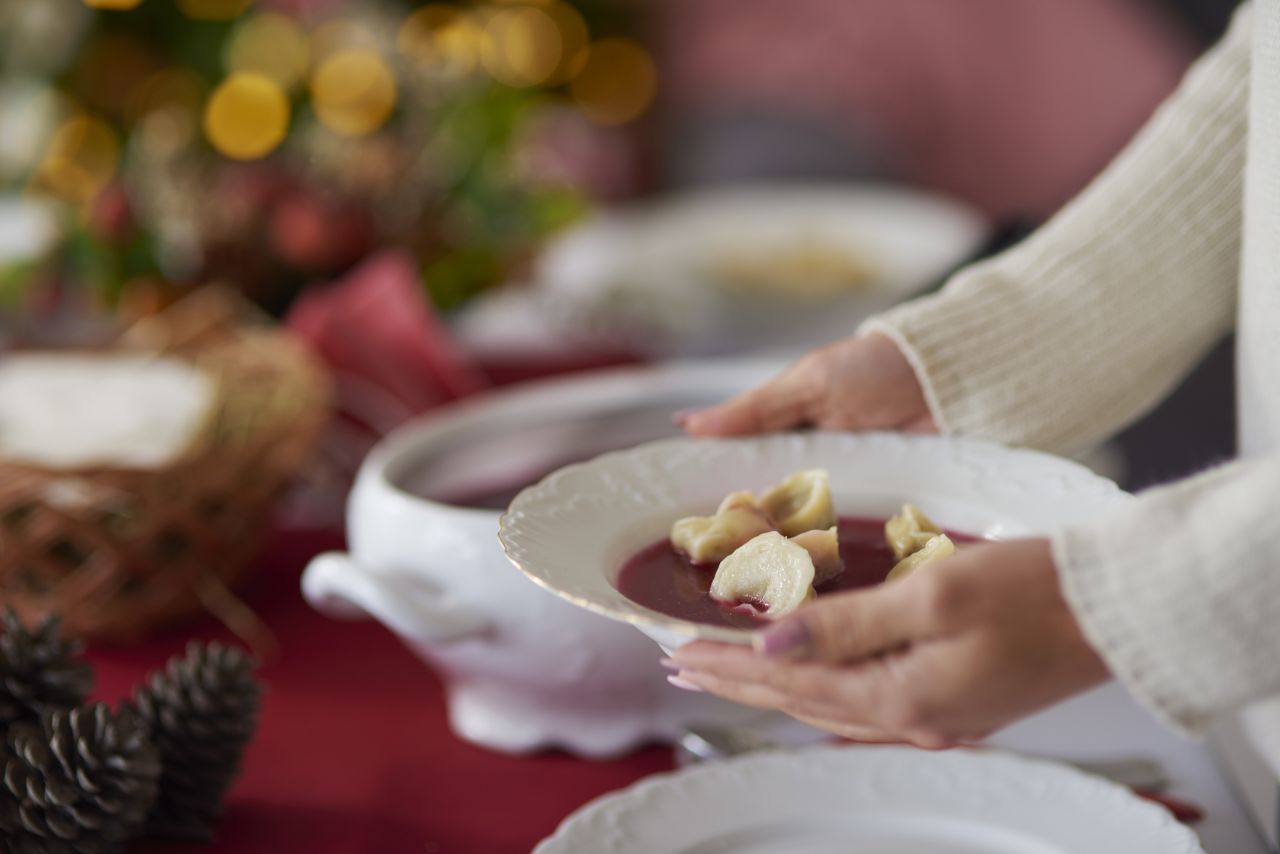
[0,611,92,731]
[133,642,262,842]
[0,703,161,854]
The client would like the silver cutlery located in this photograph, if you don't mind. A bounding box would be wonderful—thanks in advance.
[675,723,1171,792]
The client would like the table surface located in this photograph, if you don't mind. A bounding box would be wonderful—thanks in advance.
[88,530,673,854]
[87,529,1268,854]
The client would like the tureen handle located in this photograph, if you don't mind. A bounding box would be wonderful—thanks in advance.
[302,551,491,643]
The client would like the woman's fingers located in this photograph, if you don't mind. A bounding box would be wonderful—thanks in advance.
[666,539,1098,748]
[671,657,895,725]
[670,666,907,742]
[679,357,822,436]
[752,568,964,664]
[671,644,950,741]
[676,332,936,436]
[672,643,868,705]
[783,711,917,746]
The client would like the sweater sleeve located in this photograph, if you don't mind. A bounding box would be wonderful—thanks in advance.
[860,4,1252,455]
[1053,454,1280,735]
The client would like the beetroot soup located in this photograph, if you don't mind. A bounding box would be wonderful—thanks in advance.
[616,516,977,629]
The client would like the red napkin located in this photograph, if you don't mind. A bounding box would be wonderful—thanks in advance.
[287,250,492,432]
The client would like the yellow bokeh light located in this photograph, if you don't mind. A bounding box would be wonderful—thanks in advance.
[397,7,483,77]
[543,2,589,84]
[310,20,377,66]
[397,5,457,64]
[176,0,252,21]
[82,0,144,11]
[35,115,120,203]
[570,38,657,126]
[436,16,484,77]
[310,49,397,137]
[226,12,310,89]
[129,68,205,152]
[138,107,199,153]
[480,6,561,88]
[203,72,290,160]
[127,67,205,124]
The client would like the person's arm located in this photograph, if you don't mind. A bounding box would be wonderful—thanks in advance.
[862,3,1252,454]
[668,454,1280,743]
[1055,453,1280,733]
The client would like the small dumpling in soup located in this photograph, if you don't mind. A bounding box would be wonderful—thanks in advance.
[670,491,776,564]
[758,469,836,537]
[887,532,956,581]
[885,502,941,561]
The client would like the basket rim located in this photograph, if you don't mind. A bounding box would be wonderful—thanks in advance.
[0,330,331,478]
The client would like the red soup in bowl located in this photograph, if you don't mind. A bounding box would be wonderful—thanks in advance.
[617,515,978,630]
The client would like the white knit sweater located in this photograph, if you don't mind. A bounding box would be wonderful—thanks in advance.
[864,3,1280,736]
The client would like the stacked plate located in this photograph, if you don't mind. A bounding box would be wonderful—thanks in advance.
[536,745,1204,853]
[458,184,986,360]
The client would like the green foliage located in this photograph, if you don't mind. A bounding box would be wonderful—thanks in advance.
[3,0,630,314]
[422,244,503,312]
[0,262,37,308]
[59,224,159,307]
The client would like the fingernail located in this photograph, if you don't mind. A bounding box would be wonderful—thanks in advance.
[658,657,680,671]
[667,674,703,692]
[754,620,811,659]
[672,408,698,426]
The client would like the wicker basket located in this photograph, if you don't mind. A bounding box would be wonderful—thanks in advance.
[0,306,330,642]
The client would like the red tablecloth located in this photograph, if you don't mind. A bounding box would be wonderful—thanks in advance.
[87,529,675,854]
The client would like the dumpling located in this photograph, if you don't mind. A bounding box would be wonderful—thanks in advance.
[710,531,816,618]
[886,533,955,581]
[884,503,941,561]
[759,469,836,537]
[789,526,845,586]
[670,490,776,564]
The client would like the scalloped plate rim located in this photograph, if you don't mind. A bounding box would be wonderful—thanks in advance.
[534,744,1204,853]
[497,432,1131,645]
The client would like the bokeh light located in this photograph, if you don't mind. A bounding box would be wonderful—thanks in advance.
[81,0,143,10]
[127,67,206,124]
[570,38,656,126]
[541,2,590,85]
[176,0,252,21]
[480,5,562,88]
[226,12,310,90]
[129,68,206,153]
[310,48,397,137]
[203,72,290,160]
[33,114,120,203]
[397,6,483,77]
[0,80,64,181]
[436,14,485,77]
[397,5,456,64]
[310,19,378,66]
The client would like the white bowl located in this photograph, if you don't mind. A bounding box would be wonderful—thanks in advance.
[301,358,793,757]
[499,432,1131,652]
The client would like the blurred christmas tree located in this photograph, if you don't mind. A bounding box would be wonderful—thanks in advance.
[0,0,653,326]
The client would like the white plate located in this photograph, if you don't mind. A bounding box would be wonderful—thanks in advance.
[515,184,985,358]
[498,432,1130,652]
[535,745,1204,854]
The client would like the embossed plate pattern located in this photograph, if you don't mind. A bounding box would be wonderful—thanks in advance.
[498,432,1130,647]
[534,745,1204,853]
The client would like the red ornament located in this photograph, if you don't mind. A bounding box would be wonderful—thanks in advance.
[269,191,375,273]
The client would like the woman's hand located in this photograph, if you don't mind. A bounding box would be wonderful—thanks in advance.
[678,331,935,436]
[666,539,1111,748]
